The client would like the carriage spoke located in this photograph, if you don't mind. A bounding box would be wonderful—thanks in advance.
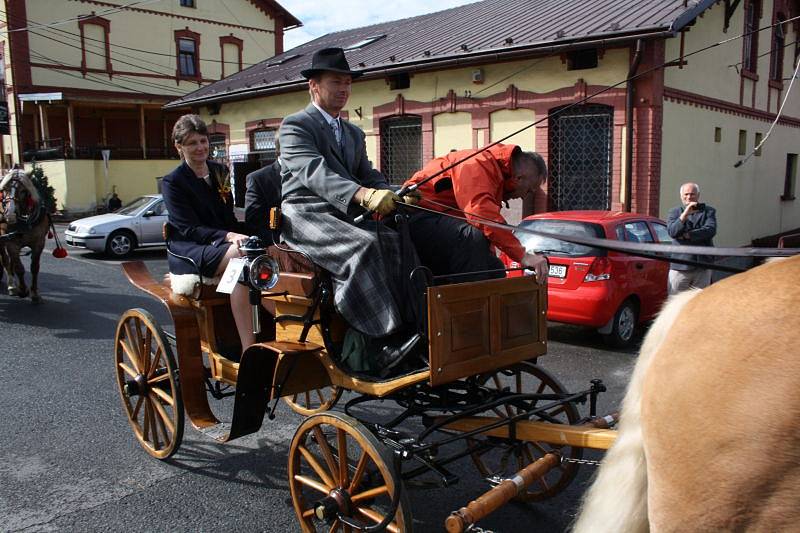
[120,332,142,373]
[142,329,153,376]
[537,472,551,491]
[312,426,339,478]
[545,405,568,419]
[148,372,170,385]
[348,451,370,493]
[145,397,161,451]
[295,474,332,495]
[528,440,550,456]
[153,403,170,446]
[142,396,152,443]
[298,445,336,489]
[337,429,348,487]
[522,444,536,466]
[350,484,390,503]
[356,507,399,533]
[328,520,341,533]
[515,371,522,394]
[304,391,311,408]
[149,345,164,377]
[118,361,138,379]
[317,388,326,405]
[149,392,175,435]
[302,508,317,519]
[131,394,144,419]
[150,385,175,406]
[133,317,145,357]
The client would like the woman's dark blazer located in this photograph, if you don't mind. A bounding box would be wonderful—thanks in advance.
[161,160,244,277]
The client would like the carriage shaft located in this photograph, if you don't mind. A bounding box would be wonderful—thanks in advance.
[445,453,560,533]
[438,416,617,450]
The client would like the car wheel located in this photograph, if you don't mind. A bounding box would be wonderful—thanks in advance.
[602,299,638,349]
[106,230,136,258]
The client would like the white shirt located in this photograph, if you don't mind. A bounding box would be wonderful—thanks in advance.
[311,101,342,146]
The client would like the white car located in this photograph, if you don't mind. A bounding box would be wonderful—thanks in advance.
[65,194,168,258]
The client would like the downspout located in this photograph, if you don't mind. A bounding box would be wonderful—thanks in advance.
[624,39,644,212]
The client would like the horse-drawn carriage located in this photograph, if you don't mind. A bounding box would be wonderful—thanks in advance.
[115,227,619,531]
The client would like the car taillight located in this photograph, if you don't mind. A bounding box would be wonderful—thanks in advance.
[584,257,612,282]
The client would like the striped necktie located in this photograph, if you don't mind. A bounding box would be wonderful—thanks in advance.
[330,118,342,149]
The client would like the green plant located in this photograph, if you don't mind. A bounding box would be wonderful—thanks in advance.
[29,163,58,214]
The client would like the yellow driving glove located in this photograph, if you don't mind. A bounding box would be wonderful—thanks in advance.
[401,189,422,205]
[360,188,400,216]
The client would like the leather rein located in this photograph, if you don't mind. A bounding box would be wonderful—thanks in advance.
[401,202,798,274]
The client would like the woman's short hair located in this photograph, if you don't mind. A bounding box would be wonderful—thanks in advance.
[172,114,208,145]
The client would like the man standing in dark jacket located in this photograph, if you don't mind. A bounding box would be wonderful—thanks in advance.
[666,182,717,294]
[245,138,282,244]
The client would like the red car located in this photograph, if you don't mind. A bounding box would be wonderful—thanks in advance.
[502,211,671,348]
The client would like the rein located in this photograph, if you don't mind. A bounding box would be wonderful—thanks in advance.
[401,203,798,274]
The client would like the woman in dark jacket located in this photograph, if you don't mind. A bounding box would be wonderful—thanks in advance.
[162,114,254,350]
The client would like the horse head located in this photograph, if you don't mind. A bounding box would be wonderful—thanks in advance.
[0,169,40,226]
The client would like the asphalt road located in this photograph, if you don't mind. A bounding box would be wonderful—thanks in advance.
[0,225,638,533]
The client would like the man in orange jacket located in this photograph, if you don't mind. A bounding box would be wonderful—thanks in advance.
[403,144,548,284]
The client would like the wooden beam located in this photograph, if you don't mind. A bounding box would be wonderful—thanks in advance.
[67,103,76,157]
[139,104,147,159]
[37,103,49,143]
[439,416,617,450]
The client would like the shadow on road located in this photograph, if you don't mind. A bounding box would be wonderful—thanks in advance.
[0,270,162,339]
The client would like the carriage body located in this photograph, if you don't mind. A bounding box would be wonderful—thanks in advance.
[116,246,617,531]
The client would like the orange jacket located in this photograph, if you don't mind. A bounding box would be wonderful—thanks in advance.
[403,144,525,262]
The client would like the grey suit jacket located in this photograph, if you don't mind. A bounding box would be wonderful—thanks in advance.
[279,103,389,214]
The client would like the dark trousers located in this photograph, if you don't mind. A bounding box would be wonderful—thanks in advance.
[407,212,505,284]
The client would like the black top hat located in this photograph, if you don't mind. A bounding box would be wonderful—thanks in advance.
[301,47,362,79]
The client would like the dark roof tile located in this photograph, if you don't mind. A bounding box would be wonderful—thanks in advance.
[166,0,715,108]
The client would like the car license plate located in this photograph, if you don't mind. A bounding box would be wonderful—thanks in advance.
[549,264,567,278]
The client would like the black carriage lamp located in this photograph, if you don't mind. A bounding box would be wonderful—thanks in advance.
[239,235,280,335]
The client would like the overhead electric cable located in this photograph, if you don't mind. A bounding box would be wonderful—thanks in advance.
[734,52,800,167]
[0,0,165,34]
[28,49,183,96]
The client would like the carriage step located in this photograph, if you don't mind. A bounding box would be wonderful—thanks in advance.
[198,423,231,442]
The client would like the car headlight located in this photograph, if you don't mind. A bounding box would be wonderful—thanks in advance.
[248,254,280,290]
[88,228,96,234]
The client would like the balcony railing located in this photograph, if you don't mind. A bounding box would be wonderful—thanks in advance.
[23,138,179,161]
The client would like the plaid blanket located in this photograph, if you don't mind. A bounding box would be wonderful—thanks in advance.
[281,195,407,337]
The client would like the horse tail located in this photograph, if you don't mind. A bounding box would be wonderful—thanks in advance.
[572,289,701,533]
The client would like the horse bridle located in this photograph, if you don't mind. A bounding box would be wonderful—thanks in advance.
[0,176,40,231]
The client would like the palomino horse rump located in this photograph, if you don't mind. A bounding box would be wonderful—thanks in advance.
[574,256,800,532]
[0,169,50,303]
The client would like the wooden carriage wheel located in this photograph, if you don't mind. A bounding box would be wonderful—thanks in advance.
[469,361,582,502]
[283,386,343,416]
[288,413,413,532]
[114,308,184,460]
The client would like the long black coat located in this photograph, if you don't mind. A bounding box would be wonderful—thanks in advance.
[161,160,243,277]
[244,160,281,244]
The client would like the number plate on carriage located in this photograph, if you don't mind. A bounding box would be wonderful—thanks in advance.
[549,264,567,278]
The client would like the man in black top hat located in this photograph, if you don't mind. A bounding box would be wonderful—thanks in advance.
[278,47,421,375]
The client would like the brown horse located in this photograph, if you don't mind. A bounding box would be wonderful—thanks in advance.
[0,169,50,303]
[574,255,800,532]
